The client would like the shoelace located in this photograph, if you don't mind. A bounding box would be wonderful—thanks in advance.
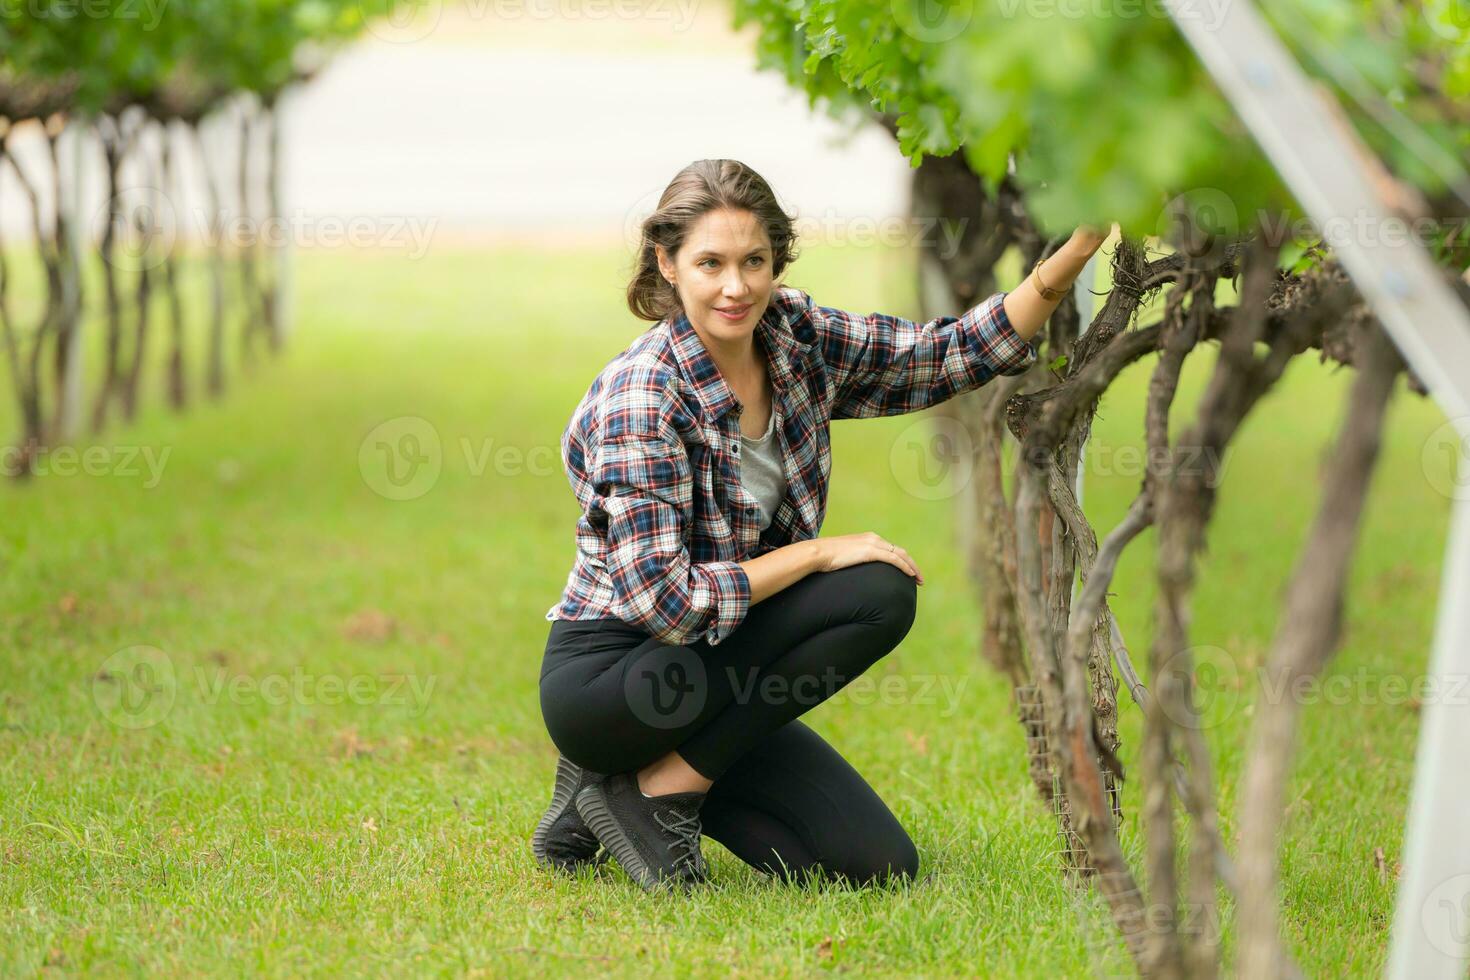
[654,807,703,876]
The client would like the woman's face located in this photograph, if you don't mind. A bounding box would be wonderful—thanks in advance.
[657,208,775,346]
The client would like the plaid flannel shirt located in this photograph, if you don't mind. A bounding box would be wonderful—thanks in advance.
[544,284,1038,647]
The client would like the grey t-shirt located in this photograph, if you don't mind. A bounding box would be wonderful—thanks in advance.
[739,408,787,531]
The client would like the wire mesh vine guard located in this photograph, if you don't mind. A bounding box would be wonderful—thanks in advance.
[1014,683,1124,877]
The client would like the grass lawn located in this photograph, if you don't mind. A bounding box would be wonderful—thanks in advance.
[0,239,1455,975]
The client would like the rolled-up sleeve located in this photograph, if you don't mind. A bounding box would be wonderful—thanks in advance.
[588,381,751,646]
[809,289,1038,419]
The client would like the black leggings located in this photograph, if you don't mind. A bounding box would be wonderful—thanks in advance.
[539,561,921,887]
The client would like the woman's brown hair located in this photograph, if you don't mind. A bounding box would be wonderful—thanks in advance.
[626,159,801,323]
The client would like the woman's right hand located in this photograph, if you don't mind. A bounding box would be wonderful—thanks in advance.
[809,532,924,585]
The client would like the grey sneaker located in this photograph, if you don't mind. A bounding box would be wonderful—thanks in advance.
[574,770,708,892]
[531,755,610,874]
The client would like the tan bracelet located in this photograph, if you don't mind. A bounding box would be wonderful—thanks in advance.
[1030,258,1065,302]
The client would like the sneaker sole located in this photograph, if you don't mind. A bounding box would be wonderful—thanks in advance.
[532,757,605,873]
[574,783,692,894]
